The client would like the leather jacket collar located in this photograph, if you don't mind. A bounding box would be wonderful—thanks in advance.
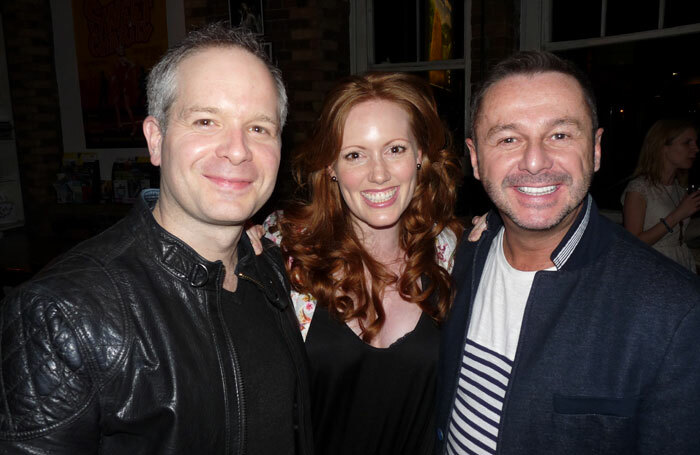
[132,189,287,309]
[129,189,225,290]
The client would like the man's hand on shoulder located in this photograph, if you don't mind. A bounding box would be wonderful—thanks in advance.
[468,213,488,242]
[246,224,264,255]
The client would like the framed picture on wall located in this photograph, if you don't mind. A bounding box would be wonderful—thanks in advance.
[229,1,264,35]
[51,0,185,184]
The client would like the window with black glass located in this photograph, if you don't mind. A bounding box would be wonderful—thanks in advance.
[606,0,658,36]
[367,0,467,139]
[665,0,700,28]
[359,0,474,215]
[372,0,464,64]
[550,0,700,44]
[373,2,418,63]
[551,0,602,42]
[411,69,489,216]
[556,33,700,210]
[411,69,466,142]
[538,0,700,210]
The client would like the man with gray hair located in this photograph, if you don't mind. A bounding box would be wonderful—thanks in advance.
[0,23,312,454]
[436,51,700,454]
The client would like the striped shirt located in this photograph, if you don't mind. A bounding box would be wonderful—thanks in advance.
[446,340,512,454]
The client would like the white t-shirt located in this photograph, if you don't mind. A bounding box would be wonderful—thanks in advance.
[467,227,540,360]
[446,227,554,455]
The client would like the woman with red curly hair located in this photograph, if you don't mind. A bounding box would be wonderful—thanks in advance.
[264,72,464,453]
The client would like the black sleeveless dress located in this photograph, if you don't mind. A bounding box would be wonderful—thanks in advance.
[305,305,439,454]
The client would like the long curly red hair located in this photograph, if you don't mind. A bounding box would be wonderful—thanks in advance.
[278,72,464,341]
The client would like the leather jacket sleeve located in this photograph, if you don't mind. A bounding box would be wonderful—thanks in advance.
[0,287,102,453]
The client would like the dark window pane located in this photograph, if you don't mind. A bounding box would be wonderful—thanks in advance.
[665,0,700,27]
[606,0,658,35]
[551,0,602,41]
[421,0,464,61]
[373,1,418,63]
[555,33,700,210]
[373,0,464,64]
[415,69,465,140]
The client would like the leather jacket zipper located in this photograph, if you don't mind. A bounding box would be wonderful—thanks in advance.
[217,272,248,455]
[238,272,285,309]
[228,325,247,455]
[237,272,264,289]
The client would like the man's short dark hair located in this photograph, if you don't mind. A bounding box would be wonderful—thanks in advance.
[469,51,598,138]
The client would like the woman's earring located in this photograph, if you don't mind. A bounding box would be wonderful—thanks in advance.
[416,163,422,170]
[331,175,338,182]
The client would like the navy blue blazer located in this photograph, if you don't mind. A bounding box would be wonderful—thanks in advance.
[436,196,700,454]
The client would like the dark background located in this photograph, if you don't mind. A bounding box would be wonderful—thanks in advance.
[1,0,699,295]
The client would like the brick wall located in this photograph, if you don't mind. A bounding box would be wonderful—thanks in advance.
[267,1,350,147]
[264,0,350,209]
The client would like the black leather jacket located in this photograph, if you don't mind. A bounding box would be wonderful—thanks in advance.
[0,190,313,454]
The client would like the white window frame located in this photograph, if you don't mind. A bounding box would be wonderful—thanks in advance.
[521,0,700,51]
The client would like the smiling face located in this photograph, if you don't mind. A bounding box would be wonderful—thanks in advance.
[663,128,699,172]
[467,72,603,232]
[331,99,422,238]
[143,46,281,231]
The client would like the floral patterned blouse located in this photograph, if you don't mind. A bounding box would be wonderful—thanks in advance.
[262,211,459,340]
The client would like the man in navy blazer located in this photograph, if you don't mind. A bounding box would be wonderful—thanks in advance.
[435,51,700,454]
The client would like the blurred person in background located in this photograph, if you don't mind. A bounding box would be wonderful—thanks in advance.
[621,118,700,272]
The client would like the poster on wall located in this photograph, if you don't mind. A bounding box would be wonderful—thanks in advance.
[71,0,169,148]
[229,1,264,35]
